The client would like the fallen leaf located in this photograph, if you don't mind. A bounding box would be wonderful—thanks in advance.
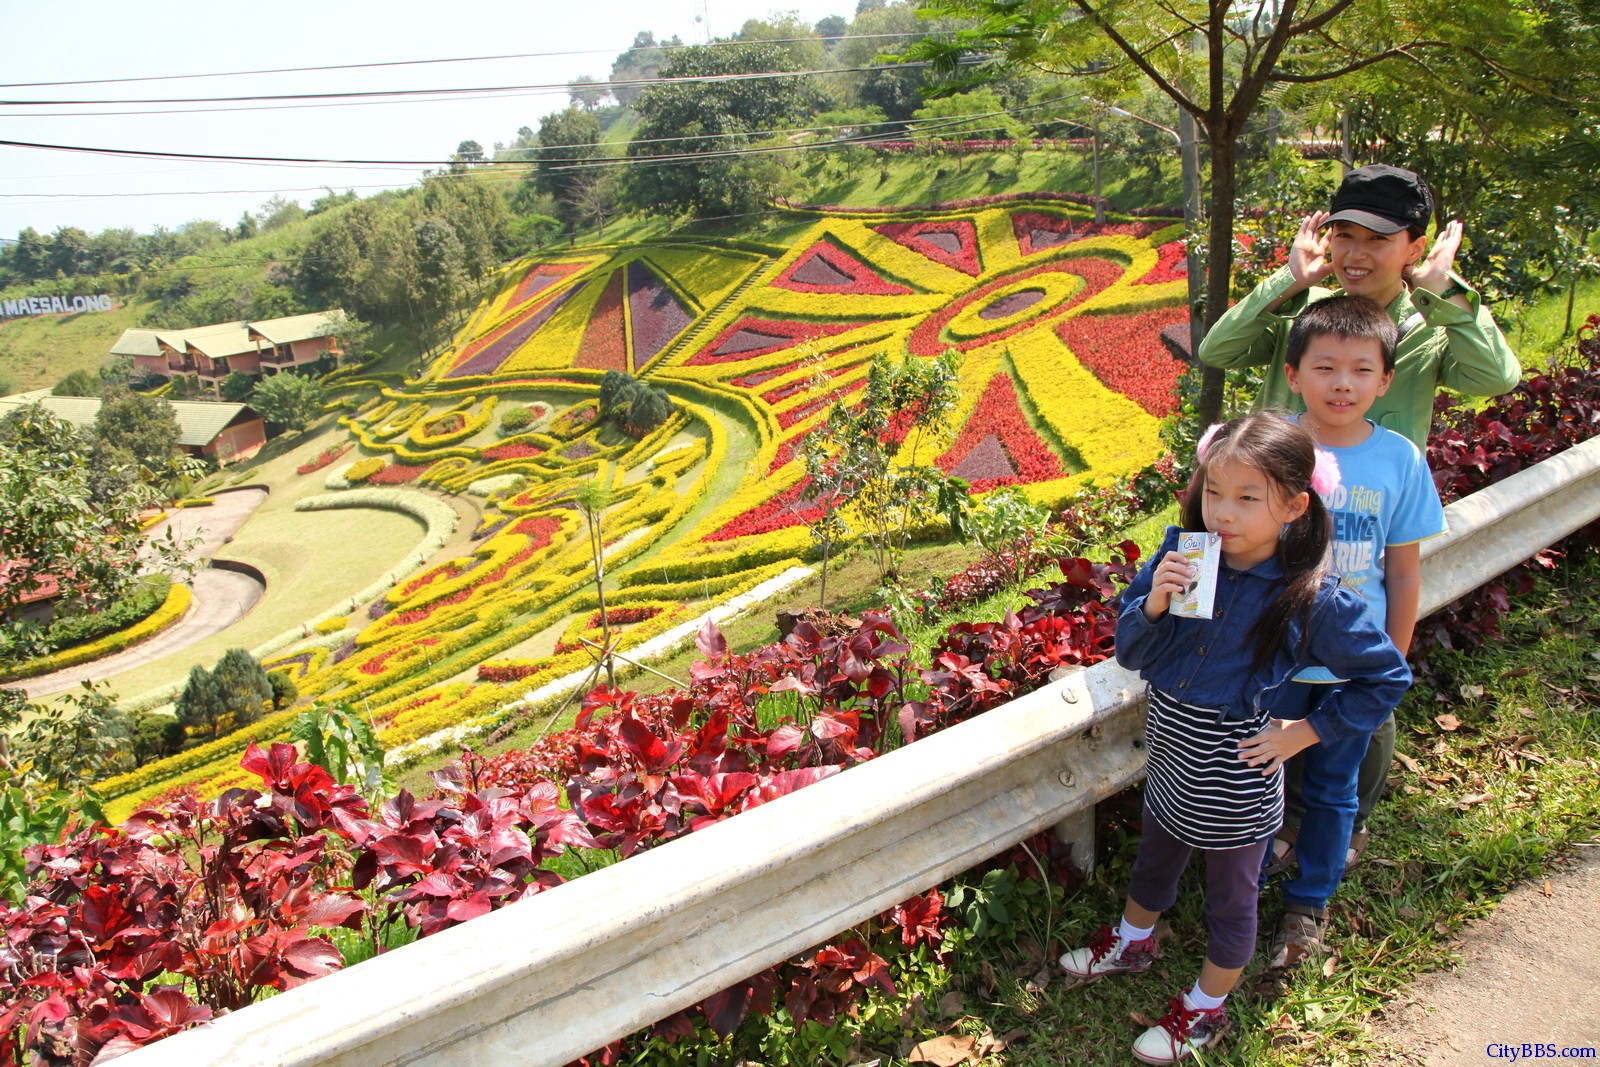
[907,1034,978,1066]
[1131,1011,1162,1028]
[1543,880,1554,898]
[900,992,926,1028]
[1456,792,1493,809]
[1397,906,1422,920]
[1459,683,1485,701]
[1023,965,1052,995]
[1322,956,1338,977]
[1518,706,1538,719]
[937,991,965,1017]
[1395,752,1423,775]
[1435,922,1451,935]
[1435,713,1462,732]
[1501,666,1534,679]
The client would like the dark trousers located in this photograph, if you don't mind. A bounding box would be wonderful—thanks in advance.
[1127,804,1272,970]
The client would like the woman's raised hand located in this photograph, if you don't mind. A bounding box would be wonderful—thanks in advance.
[1404,219,1464,295]
[1287,212,1334,288]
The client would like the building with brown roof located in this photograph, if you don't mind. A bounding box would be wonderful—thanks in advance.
[111,309,345,393]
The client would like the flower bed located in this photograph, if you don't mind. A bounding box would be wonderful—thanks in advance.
[575,269,628,373]
[1056,307,1191,417]
[297,441,353,475]
[366,462,430,485]
[99,197,1185,813]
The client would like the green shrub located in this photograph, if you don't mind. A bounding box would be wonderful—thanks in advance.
[498,406,535,435]
[266,670,299,710]
[40,579,172,653]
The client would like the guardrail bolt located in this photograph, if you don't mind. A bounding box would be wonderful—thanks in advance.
[1057,770,1075,788]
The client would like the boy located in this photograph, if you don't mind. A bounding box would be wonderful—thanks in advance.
[1199,163,1519,872]
[1261,293,1447,967]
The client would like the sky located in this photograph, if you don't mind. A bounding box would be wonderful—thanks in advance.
[0,0,857,239]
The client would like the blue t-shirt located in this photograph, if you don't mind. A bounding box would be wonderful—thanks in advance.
[1291,415,1446,683]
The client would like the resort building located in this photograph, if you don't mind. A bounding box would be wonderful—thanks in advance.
[0,392,268,466]
[111,309,346,393]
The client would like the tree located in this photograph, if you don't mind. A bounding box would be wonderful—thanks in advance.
[815,14,849,46]
[219,371,256,403]
[413,216,469,332]
[98,355,135,394]
[803,350,967,593]
[92,391,180,482]
[453,140,485,166]
[569,74,612,111]
[52,369,101,398]
[0,405,183,660]
[257,195,305,233]
[175,664,225,739]
[626,42,813,218]
[249,372,323,432]
[570,482,617,688]
[530,107,603,225]
[907,0,1478,426]
[838,2,937,123]
[48,226,91,277]
[265,670,298,710]
[565,168,620,236]
[909,88,1030,141]
[14,681,132,790]
[609,31,680,108]
[211,648,272,729]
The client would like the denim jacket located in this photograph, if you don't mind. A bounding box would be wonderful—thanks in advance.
[1116,527,1412,745]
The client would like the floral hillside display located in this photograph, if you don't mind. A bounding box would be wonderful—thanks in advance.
[104,196,1190,815]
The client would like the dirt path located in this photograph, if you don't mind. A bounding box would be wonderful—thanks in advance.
[21,490,269,698]
[1369,844,1600,1065]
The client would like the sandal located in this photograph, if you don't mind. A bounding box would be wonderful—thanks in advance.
[1268,907,1328,970]
[1343,827,1370,874]
[1262,824,1298,878]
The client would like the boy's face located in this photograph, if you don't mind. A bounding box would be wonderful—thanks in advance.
[1326,221,1428,305]
[1285,333,1393,443]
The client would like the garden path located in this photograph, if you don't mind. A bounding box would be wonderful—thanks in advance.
[1368,843,1600,1064]
[21,489,269,698]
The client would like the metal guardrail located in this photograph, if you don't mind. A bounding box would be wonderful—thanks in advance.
[120,435,1600,1067]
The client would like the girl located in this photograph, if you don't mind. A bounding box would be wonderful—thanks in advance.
[1058,413,1411,1064]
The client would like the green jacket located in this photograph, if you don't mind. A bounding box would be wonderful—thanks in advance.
[1196,265,1521,448]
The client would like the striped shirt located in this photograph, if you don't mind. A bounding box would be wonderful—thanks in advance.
[1144,686,1284,849]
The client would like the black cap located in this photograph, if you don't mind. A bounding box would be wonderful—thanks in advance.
[1322,164,1432,235]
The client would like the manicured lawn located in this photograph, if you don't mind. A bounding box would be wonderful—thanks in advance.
[86,424,444,704]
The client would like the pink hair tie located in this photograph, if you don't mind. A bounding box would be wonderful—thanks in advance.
[1194,423,1224,461]
[1311,448,1342,497]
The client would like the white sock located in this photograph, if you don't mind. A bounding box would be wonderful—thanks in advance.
[1117,916,1155,945]
[1184,983,1227,1012]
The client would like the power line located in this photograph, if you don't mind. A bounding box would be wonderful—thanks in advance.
[0,94,1072,172]
[0,62,933,109]
[0,33,931,90]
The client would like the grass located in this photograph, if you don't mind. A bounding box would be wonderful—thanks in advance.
[75,422,444,704]
[0,298,146,393]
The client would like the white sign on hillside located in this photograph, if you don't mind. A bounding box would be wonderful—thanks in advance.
[1,294,115,317]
